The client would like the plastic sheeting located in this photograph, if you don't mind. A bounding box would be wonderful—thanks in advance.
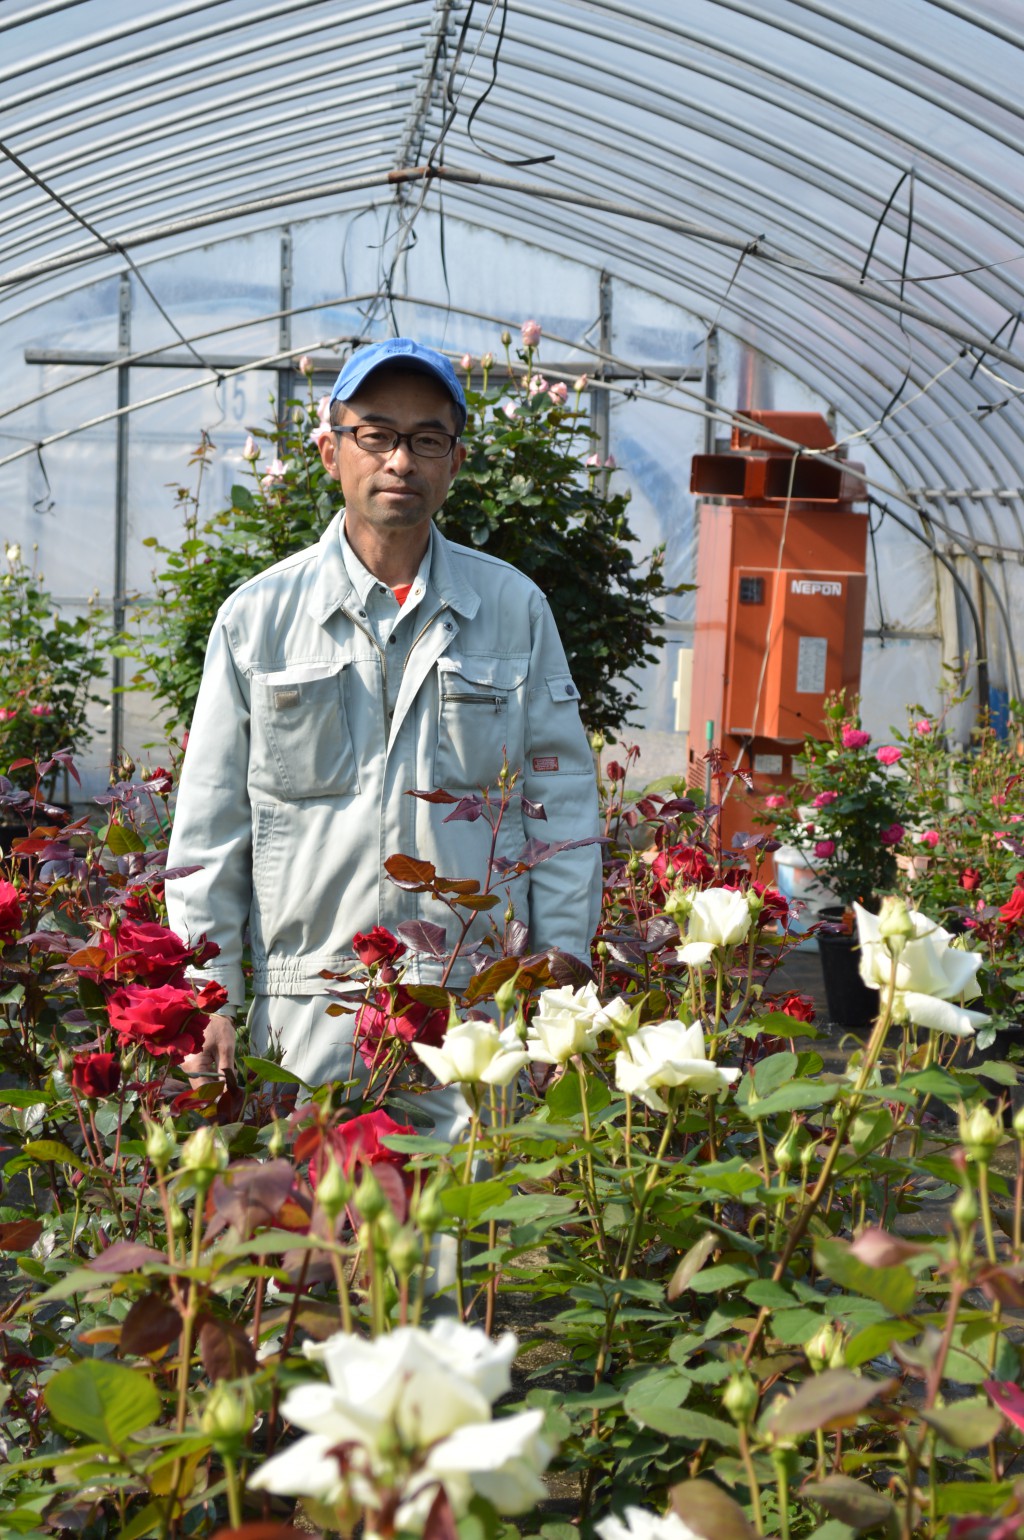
[2,0,1023,789]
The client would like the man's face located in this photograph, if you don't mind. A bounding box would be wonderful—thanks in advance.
[318,366,467,541]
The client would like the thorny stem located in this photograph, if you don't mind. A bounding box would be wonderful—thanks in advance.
[593,1101,680,1388]
[576,1057,609,1264]
[744,968,898,1366]
[738,1425,764,1533]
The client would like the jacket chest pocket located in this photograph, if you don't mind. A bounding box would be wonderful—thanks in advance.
[250,665,359,799]
[434,656,528,792]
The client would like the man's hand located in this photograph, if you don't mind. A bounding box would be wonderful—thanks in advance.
[182,1012,237,1087]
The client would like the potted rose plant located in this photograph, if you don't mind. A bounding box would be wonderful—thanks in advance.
[762,692,910,1026]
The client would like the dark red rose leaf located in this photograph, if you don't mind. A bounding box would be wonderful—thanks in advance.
[442,795,486,822]
[505,919,530,956]
[547,948,596,989]
[209,1160,296,1240]
[120,1292,182,1356]
[216,1068,245,1125]
[519,796,547,820]
[0,1220,42,1251]
[384,854,437,890]
[395,920,449,958]
[86,1241,167,1273]
[406,787,459,804]
[198,1316,258,1381]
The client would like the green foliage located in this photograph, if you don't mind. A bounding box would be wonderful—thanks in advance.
[437,363,682,734]
[0,543,106,787]
[125,349,682,737]
[3,706,1024,1537]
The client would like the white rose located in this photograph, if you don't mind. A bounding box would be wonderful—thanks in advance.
[597,1507,702,1540]
[614,1019,741,1111]
[686,887,752,949]
[412,1018,530,1087]
[855,903,988,1037]
[417,1409,554,1516]
[525,981,604,1063]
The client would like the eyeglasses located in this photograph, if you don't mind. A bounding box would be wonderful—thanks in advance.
[333,424,461,459]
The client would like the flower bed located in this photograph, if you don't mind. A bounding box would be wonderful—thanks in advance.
[0,749,1023,1539]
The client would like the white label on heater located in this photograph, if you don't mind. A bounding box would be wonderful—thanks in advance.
[796,636,828,694]
[754,753,783,775]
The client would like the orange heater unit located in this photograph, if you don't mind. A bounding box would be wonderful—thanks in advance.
[688,411,868,850]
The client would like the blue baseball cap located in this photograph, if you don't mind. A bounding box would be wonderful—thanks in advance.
[329,338,467,431]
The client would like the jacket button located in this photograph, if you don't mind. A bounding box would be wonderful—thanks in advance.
[357,609,366,619]
[443,621,453,631]
[565,682,574,696]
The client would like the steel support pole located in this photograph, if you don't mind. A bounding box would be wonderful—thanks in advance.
[111,271,131,770]
[277,227,292,427]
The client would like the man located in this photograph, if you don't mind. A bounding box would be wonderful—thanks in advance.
[166,337,601,1086]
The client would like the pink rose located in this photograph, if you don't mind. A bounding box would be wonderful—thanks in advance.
[585,453,601,467]
[813,791,838,807]
[914,718,932,735]
[298,354,314,375]
[30,703,52,718]
[919,830,940,848]
[841,727,871,749]
[501,400,519,419]
[520,319,542,348]
[992,793,1008,807]
[814,840,835,858]
[573,374,589,391]
[527,375,549,397]
[480,352,493,369]
[880,823,905,846]
[0,707,16,723]
[763,794,786,809]
[548,381,568,405]
[604,454,617,469]
[261,458,286,489]
[460,353,473,372]
[243,435,259,461]
[876,745,903,766]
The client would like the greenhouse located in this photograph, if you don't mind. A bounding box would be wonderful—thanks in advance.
[3,3,1024,1537]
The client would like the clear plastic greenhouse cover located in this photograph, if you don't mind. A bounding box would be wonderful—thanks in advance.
[2,0,1024,791]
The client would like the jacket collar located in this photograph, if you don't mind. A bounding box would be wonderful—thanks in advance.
[308,510,480,624]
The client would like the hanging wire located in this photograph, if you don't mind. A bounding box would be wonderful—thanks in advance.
[0,139,222,378]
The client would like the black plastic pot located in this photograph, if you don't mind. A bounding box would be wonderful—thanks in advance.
[816,926,879,1031]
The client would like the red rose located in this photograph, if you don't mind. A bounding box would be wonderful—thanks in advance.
[142,766,173,795]
[121,882,165,922]
[960,868,981,892]
[313,1109,416,1184]
[107,983,207,1062]
[96,919,192,986]
[195,979,229,1014]
[752,880,789,925]
[354,986,448,1067]
[0,880,23,938]
[880,824,905,847]
[1000,886,1024,926]
[352,927,407,969]
[71,1051,121,1098]
[779,992,815,1023]
[651,843,714,898]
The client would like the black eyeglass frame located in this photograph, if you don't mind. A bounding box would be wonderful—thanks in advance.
[332,424,461,459]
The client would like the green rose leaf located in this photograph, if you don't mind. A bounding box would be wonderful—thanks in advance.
[45,1359,161,1445]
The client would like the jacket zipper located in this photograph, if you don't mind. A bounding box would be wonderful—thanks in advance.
[443,693,504,710]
